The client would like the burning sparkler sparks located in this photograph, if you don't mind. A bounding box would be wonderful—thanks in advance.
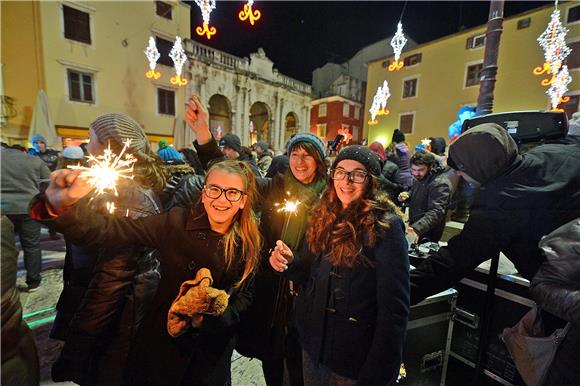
[275,193,301,235]
[68,140,137,197]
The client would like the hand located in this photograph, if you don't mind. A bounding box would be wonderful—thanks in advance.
[185,95,211,145]
[269,240,294,272]
[398,191,410,202]
[46,169,92,213]
[406,227,419,244]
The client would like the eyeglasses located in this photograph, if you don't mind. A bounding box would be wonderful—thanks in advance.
[203,184,246,202]
[330,168,369,184]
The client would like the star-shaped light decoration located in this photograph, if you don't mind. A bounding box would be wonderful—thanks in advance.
[195,0,217,39]
[144,37,161,80]
[388,22,408,71]
[239,0,261,26]
[169,36,188,86]
[421,138,432,148]
[533,2,572,110]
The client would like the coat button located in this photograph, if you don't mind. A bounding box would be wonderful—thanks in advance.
[325,307,336,314]
[188,261,197,271]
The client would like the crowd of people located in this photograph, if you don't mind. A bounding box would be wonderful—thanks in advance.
[1,98,579,386]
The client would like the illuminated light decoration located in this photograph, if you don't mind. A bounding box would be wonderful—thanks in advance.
[169,36,188,86]
[368,80,391,125]
[547,65,572,110]
[144,37,161,80]
[68,140,136,198]
[338,127,353,144]
[388,22,408,72]
[194,0,217,39]
[421,138,432,148]
[533,3,572,109]
[239,0,261,26]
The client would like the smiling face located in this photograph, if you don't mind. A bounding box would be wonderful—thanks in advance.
[202,168,247,233]
[333,159,368,209]
[289,146,318,184]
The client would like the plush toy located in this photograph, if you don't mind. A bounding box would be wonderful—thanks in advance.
[167,268,229,337]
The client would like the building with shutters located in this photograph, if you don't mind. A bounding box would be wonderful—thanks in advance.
[363,3,579,148]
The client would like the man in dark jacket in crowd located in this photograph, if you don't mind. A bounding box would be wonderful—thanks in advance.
[28,133,60,171]
[255,141,273,177]
[400,151,451,243]
[411,123,580,303]
[1,146,51,291]
[219,133,261,176]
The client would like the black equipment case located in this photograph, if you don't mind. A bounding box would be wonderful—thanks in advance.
[399,288,457,386]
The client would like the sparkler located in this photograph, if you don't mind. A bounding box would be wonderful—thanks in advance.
[275,192,301,237]
[68,139,137,197]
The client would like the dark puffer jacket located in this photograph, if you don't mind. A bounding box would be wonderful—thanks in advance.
[411,124,580,304]
[50,182,161,386]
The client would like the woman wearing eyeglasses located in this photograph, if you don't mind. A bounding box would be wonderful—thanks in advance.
[30,159,262,386]
[269,146,410,385]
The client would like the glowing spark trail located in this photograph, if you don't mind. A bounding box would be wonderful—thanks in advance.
[68,140,136,197]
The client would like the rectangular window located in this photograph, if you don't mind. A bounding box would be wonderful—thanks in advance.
[156,36,174,66]
[343,102,350,117]
[63,5,91,44]
[318,103,327,118]
[465,63,483,87]
[566,41,580,70]
[156,1,172,20]
[67,69,94,103]
[567,5,580,24]
[466,33,485,49]
[403,78,418,98]
[399,113,414,134]
[316,123,327,138]
[354,106,360,120]
[517,17,531,30]
[158,88,175,115]
[404,53,422,67]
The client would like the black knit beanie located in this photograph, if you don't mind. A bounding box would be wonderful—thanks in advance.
[331,145,381,177]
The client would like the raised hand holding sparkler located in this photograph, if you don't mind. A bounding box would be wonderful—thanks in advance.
[269,240,294,272]
[185,95,211,145]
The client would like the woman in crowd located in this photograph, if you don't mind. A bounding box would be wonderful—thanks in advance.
[156,140,196,210]
[178,102,328,385]
[49,113,166,386]
[387,129,413,189]
[33,156,262,385]
[270,145,410,385]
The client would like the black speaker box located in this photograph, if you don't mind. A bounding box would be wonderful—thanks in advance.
[462,110,568,144]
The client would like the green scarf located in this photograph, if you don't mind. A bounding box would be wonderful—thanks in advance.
[280,171,326,250]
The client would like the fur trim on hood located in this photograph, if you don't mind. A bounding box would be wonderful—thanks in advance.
[448,123,518,185]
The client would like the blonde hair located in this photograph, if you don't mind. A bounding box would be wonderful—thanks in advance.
[205,160,262,287]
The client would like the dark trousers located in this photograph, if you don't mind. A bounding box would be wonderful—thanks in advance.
[262,327,304,386]
[7,214,42,286]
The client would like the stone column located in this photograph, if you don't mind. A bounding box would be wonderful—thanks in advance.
[242,88,250,146]
[235,88,243,138]
[273,95,281,152]
[278,99,286,151]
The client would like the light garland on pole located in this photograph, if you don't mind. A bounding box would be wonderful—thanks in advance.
[169,36,188,86]
[144,37,161,80]
[368,80,391,125]
[239,0,261,26]
[195,0,217,39]
[533,1,572,110]
[388,22,408,71]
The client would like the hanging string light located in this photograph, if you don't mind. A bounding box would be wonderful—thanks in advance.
[533,0,572,110]
[144,37,161,80]
[368,81,391,125]
[389,22,408,71]
[169,36,188,86]
[195,0,217,39]
[239,0,261,26]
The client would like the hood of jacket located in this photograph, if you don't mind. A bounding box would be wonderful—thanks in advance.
[448,123,518,185]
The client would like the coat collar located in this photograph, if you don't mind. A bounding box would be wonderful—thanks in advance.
[185,206,213,231]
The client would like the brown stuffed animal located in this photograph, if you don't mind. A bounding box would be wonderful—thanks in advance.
[167,268,229,337]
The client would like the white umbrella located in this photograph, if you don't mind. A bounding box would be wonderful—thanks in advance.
[28,89,61,150]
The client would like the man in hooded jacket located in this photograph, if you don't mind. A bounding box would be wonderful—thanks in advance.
[410,123,580,381]
[410,122,580,301]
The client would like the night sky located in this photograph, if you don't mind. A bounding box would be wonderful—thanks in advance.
[185,1,552,84]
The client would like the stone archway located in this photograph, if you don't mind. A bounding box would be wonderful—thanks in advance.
[208,94,232,140]
[249,102,271,144]
[284,112,298,143]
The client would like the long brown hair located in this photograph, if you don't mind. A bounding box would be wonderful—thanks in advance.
[204,160,262,287]
[306,177,401,268]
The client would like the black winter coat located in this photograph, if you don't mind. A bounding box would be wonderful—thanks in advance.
[410,143,580,304]
[50,184,161,386]
[288,216,410,385]
[378,160,404,201]
[408,170,452,242]
[35,201,253,386]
